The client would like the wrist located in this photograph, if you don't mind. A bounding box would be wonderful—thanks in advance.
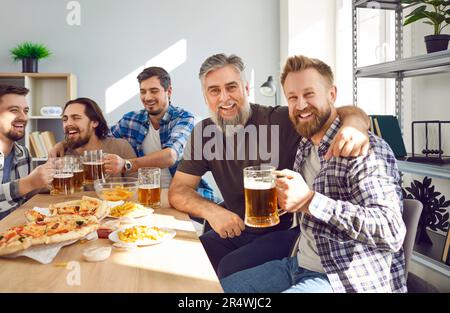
[300,191,315,213]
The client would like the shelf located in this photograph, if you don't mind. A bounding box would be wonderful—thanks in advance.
[412,230,450,277]
[29,116,61,120]
[398,159,450,180]
[356,50,450,78]
[354,0,403,10]
[32,158,48,162]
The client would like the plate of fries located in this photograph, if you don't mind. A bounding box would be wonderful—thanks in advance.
[108,225,176,246]
[108,201,154,219]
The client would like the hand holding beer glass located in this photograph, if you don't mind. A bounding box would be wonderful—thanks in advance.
[83,150,106,185]
[50,156,74,195]
[138,167,161,209]
[243,165,286,227]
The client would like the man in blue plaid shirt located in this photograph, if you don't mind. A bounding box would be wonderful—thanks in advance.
[104,67,218,202]
[221,55,407,293]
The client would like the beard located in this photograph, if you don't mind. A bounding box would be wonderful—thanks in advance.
[6,130,25,142]
[210,100,251,137]
[65,128,91,150]
[290,103,332,138]
[4,119,27,141]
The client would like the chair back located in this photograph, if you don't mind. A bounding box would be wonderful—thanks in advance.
[402,199,423,279]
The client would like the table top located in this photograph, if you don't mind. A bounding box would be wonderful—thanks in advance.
[0,190,222,292]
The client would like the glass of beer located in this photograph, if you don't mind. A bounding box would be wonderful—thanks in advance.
[71,156,85,192]
[243,165,280,227]
[50,157,74,195]
[138,167,161,209]
[83,150,105,186]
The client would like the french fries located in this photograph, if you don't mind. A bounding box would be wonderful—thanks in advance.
[110,202,146,218]
[118,225,168,243]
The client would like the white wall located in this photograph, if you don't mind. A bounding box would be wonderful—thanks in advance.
[279,0,336,105]
[0,0,280,124]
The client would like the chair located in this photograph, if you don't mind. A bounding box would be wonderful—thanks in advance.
[402,199,423,279]
[288,199,423,279]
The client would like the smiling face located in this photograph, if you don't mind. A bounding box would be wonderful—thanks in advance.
[62,103,98,150]
[202,65,251,134]
[0,94,29,143]
[139,76,171,116]
[283,68,336,140]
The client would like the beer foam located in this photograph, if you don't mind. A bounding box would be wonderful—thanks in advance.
[83,162,104,165]
[138,184,159,189]
[53,173,73,179]
[243,180,275,189]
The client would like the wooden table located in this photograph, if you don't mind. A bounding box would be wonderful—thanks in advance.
[0,190,223,292]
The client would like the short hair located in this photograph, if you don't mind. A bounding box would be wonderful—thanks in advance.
[280,55,334,87]
[198,53,247,85]
[137,67,171,91]
[63,97,109,140]
[0,85,29,103]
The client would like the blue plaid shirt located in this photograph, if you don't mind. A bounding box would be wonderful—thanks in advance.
[295,117,407,292]
[110,104,218,202]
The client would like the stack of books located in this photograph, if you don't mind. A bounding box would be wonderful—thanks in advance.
[28,131,57,158]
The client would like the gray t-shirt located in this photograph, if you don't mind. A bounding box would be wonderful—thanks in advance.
[177,103,301,233]
[297,145,325,273]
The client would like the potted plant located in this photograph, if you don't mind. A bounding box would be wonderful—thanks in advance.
[10,42,51,73]
[402,0,450,53]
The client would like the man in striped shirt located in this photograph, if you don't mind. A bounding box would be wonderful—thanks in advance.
[221,55,407,292]
[0,85,55,220]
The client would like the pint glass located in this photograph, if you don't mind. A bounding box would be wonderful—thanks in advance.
[50,157,74,195]
[138,167,161,209]
[83,150,105,185]
[243,165,280,227]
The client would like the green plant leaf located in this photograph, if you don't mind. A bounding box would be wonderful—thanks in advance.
[404,11,428,26]
[405,5,427,18]
[10,42,51,61]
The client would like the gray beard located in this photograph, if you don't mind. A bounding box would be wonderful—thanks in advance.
[210,103,251,137]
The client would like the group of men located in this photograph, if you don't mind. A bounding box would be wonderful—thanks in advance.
[0,52,407,292]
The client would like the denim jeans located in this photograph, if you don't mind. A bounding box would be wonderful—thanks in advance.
[0,209,13,221]
[200,228,299,279]
[220,256,333,293]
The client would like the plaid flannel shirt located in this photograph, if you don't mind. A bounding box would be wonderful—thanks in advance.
[0,143,32,216]
[295,117,407,292]
[110,104,218,202]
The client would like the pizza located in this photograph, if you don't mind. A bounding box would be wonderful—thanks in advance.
[24,196,109,222]
[0,215,99,256]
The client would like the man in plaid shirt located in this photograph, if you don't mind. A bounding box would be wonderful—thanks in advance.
[104,67,217,202]
[0,85,55,220]
[221,55,407,293]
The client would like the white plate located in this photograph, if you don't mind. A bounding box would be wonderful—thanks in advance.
[108,226,176,246]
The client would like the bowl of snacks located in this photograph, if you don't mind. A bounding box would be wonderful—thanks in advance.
[94,177,138,201]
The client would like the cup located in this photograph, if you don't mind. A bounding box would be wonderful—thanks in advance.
[70,155,85,192]
[138,167,161,209]
[83,150,105,185]
[243,165,284,227]
[50,157,74,195]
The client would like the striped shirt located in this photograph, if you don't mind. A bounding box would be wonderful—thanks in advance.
[110,104,218,202]
[295,117,407,292]
[0,143,32,217]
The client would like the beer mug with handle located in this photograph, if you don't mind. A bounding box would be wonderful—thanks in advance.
[83,150,105,186]
[50,156,74,195]
[243,165,285,227]
[138,167,161,209]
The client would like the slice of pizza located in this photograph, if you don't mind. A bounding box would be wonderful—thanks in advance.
[48,199,83,216]
[80,196,109,220]
[0,215,99,256]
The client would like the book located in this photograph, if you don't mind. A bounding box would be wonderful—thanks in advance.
[31,132,47,158]
[40,131,57,153]
[442,229,450,265]
[28,135,39,158]
[370,115,407,158]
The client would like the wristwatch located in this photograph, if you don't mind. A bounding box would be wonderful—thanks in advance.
[124,159,133,172]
